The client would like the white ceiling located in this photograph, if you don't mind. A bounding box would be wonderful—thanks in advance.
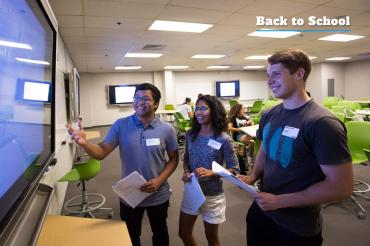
[49,0,370,72]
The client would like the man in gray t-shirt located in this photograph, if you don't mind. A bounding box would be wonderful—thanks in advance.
[239,49,353,246]
[67,83,178,246]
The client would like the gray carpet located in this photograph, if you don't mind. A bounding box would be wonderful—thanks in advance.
[62,126,370,246]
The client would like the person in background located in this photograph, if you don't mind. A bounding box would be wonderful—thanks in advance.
[178,97,193,120]
[228,103,255,173]
[238,48,353,245]
[66,83,179,246]
[178,95,239,246]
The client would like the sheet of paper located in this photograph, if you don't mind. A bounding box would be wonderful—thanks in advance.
[181,173,206,212]
[112,171,151,208]
[212,161,257,195]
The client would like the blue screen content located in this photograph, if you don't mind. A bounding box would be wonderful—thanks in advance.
[0,0,54,223]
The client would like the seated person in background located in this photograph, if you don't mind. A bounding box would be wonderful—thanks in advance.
[179,95,239,246]
[178,97,193,120]
[228,103,254,164]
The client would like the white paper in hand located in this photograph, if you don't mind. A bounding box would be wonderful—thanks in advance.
[212,161,257,195]
[181,173,206,212]
[112,171,151,208]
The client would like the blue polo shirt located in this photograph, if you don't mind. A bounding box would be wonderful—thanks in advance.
[104,114,178,207]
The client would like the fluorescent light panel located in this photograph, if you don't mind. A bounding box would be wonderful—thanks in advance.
[149,20,212,33]
[325,57,351,61]
[115,66,142,70]
[0,40,32,49]
[125,53,162,58]
[309,56,317,60]
[243,65,265,69]
[245,55,270,60]
[207,65,230,69]
[192,54,225,59]
[319,34,364,42]
[16,58,49,65]
[248,29,300,38]
[164,66,189,69]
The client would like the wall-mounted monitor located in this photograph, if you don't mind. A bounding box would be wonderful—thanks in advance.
[0,0,56,241]
[108,84,137,105]
[215,80,240,98]
[16,79,52,103]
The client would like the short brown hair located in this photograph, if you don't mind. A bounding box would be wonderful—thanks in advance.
[268,48,311,82]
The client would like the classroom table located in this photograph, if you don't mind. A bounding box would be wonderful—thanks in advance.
[37,215,132,246]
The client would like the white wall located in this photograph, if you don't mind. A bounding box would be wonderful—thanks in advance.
[79,70,268,126]
[344,60,370,100]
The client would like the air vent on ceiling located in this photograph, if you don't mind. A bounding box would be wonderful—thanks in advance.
[142,44,166,50]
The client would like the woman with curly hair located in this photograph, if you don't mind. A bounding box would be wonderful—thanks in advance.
[178,95,239,246]
[228,103,254,170]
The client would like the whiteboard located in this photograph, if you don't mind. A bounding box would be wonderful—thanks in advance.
[239,81,268,100]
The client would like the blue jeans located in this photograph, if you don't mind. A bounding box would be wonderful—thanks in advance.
[120,200,169,246]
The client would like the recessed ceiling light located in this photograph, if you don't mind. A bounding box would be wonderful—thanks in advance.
[125,53,163,58]
[115,66,142,70]
[192,54,225,59]
[0,40,32,49]
[319,34,364,42]
[245,55,270,60]
[164,66,189,69]
[243,65,265,69]
[149,20,212,33]
[248,29,301,38]
[16,58,49,65]
[207,65,230,69]
[325,57,351,61]
[309,56,317,60]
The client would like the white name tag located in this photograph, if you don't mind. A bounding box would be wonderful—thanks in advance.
[282,126,300,139]
[146,138,160,146]
[207,139,222,150]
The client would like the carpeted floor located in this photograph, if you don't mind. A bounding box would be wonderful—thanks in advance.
[62,126,370,246]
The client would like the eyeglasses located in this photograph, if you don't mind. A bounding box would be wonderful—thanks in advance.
[194,105,209,112]
[133,96,153,103]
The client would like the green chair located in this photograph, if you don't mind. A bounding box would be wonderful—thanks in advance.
[59,158,113,218]
[332,112,345,122]
[164,104,175,110]
[331,105,347,113]
[263,100,281,110]
[337,101,362,111]
[322,96,341,109]
[249,100,263,115]
[345,121,370,219]
[229,99,239,108]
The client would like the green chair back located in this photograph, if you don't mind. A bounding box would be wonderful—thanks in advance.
[345,121,370,164]
[322,97,340,109]
[59,158,101,182]
[332,112,345,122]
[174,113,190,132]
[331,105,346,113]
[250,100,263,114]
[164,104,175,110]
[229,99,239,108]
[337,101,362,111]
[175,112,185,120]
[263,100,281,110]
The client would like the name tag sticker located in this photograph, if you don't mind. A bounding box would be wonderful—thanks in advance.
[282,126,300,139]
[207,139,222,150]
[146,138,160,146]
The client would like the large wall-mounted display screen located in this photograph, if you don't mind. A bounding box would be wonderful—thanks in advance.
[108,84,137,105]
[0,0,55,236]
[215,80,240,98]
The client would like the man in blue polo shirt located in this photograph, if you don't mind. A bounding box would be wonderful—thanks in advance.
[67,83,178,246]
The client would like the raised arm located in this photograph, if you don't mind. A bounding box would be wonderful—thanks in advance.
[66,123,114,160]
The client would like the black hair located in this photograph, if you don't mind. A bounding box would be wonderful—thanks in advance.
[190,95,227,141]
[135,83,161,104]
[184,97,191,104]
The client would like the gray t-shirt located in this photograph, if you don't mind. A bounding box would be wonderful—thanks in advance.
[257,99,351,236]
[104,114,178,207]
[184,131,238,196]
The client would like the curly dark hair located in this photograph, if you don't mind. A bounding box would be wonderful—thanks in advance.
[228,103,243,122]
[190,95,227,141]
